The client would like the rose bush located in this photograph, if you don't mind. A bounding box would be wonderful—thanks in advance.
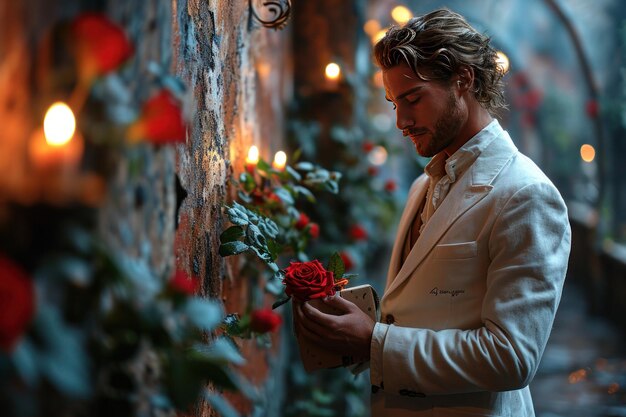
[282,260,335,302]
[0,256,35,352]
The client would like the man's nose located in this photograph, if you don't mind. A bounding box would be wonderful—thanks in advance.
[396,109,414,131]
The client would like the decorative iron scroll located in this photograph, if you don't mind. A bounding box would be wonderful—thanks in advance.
[249,0,291,30]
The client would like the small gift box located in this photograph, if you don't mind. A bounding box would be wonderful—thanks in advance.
[297,284,380,372]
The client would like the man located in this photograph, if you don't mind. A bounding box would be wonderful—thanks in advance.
[294,8,571,417]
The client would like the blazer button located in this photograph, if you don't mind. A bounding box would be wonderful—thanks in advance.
[385,314,395,324]
[371,385,380,394]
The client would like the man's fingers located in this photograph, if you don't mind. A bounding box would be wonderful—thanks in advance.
[322,294,356,313]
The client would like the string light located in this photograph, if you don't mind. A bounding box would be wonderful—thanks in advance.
[580,144,595,163]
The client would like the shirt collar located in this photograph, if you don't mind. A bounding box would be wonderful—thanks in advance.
[424,119,502,183]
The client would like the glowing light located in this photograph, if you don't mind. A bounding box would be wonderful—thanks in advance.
[43,102,76,146]
[580,144,596,163]
[272,150,287,171]
[495,51,510,74]
[246,145,260,165]
[368,146,388,166]
[391,6,413,24]
[325,63,341,80]
[364,19,381,37]
[372,29,387,44]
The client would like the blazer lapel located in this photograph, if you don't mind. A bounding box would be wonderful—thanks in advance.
[384,130,519,298]
[385,175,429,289]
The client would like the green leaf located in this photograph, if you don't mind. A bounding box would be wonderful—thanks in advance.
[193,338,245,366]
[256,159,271,172]
[246,223,267,248]
[272,297,291,310]
[327,252,345,281]
[342,273,359,280]
[226,206,249,226]
[293,185,316,203]
[219,241,249,257]
[205,393,241,417]
[286,165,302,181]
[219,225,245,243]
[295,161,314,171]
[185,298,223,331]
[273,187,294,205]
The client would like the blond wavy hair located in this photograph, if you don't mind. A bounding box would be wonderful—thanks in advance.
[374,8,507,114]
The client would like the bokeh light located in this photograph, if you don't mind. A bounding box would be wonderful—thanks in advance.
[580,144,596,163]
[325,63,341,80]
[391,6,413,24]
[43,102,76,146]
[363,19,381,37]
[368,146,388,166]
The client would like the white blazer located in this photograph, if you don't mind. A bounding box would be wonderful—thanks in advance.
[369,125,571,417]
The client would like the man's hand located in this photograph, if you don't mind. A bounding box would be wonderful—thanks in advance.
[293,295,375,360]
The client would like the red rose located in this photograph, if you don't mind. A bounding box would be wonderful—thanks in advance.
[586,99,599,118]
[71,13,133,79]
[0,256,35,352]
[250,309,282,333]
[384,179,397,192]
[339,251,354,271]
[308,223,319,239]
[349,224,368,241]
[295,213,310,230]
[282,260,335,302]
[367,166,379,177]
[129,89,187,144]
[362,141,374,153]
[169,270,199,295]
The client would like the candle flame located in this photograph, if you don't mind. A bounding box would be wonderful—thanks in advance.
[325,63,341,80]
[273,151,287,170]
[246,145,260,164]
[43,102,76,146]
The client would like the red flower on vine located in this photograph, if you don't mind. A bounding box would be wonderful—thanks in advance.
[71,12,133,79]
[0,256,35,352]
[250,309,282,333]
[295,213,310,230]
[384,179,397,192]
[586,99,599,118]
[129,90,187,144]
[349,224,368,241]
[309,223,320,239]
[169,270,199,295]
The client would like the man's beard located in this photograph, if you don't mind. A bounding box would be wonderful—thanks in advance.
[414,91,464,158]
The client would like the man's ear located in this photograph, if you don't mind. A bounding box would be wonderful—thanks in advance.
[456,66,475,92]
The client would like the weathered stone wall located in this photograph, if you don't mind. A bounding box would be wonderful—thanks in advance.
[0,0,291,415]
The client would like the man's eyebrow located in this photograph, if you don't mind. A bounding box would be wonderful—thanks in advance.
[385,85,424,102]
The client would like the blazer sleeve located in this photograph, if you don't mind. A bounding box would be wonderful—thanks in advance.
[370,180,571,395]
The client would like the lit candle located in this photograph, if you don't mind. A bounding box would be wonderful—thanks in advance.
[324,62,341,90]
[29,102,83,171]
[246,145,260,173]
[272,151,287,171]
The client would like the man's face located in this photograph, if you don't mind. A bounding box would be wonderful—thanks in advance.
[383,62,465,158]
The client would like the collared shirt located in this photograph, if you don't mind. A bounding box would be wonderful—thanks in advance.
[418,120,501,234]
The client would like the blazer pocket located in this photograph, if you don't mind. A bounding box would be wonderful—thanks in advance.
[433,241,478,259]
